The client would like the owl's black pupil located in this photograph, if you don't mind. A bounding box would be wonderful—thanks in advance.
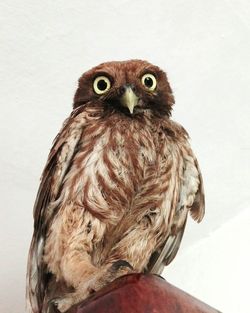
[97,79,108,91]
[144,77,153,88]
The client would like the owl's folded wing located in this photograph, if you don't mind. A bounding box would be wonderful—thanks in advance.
[26,105,89,313]
[148,144,205,275]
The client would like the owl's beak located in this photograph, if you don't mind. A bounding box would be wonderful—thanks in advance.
[120,86,139,114]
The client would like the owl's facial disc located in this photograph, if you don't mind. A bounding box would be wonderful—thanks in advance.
[119,85,139,114]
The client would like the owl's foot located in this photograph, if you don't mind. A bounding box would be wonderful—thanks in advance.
[50,260,134,312]
[93,259,134,290]
[50,296,74,312]
[49,281,96,312]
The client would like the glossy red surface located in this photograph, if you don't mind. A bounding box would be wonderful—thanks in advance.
[67,274,221,313]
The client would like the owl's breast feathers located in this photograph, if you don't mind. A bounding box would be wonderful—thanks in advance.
[51,109,190,223]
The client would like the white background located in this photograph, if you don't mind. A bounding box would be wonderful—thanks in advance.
[0,1,249,312]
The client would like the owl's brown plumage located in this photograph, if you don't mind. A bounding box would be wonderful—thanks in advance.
[26,60,205,313]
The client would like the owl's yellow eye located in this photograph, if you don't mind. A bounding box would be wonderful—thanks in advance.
[93,76,111,94]
[141,73,157,91]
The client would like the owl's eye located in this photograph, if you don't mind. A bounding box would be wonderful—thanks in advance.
[141,73,157,91]
[93,76,111,94]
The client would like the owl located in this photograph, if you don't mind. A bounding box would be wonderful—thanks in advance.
[26,60,205,313]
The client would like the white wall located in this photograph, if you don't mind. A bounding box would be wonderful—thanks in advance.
[165,208,250,313]
[0,1,249,312]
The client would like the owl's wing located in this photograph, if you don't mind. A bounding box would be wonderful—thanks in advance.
[26,106,90,313]
[148,143,205,275]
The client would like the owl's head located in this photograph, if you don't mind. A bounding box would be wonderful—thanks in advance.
[73,60,175,117]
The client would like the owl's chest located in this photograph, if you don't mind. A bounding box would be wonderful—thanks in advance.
[81,121,164,183]
[62,119,170,217]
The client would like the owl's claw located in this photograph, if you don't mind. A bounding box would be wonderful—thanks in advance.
[110,259,134,272]
[50,296,74,313]
[48,297,60,310]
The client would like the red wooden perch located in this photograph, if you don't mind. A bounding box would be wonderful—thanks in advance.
[66,274,221,313]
